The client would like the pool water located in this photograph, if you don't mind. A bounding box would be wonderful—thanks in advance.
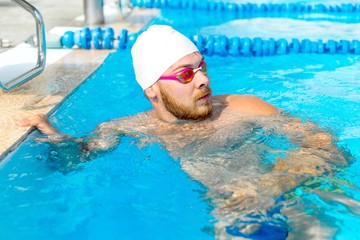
[1,1,360,239]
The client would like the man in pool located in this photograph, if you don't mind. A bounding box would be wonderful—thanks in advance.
[17,25,350,238]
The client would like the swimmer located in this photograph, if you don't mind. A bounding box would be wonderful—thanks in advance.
[17,25,351,238]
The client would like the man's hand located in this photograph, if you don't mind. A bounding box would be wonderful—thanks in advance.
[16,113,59,136]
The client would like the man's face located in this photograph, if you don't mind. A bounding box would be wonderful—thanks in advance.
[157,52,213,120]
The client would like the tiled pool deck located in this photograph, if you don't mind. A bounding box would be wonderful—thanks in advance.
[0,7,159,160]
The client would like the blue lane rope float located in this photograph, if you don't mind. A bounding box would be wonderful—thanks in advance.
[131,0,360,13]
[59,27,360,57]
[60,27,139,50]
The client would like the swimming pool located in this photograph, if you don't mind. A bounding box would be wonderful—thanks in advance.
[1,1,360,239]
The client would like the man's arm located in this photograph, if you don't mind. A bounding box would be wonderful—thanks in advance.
[17,113,124,151]
[211,96,351,210]
[16,114,123,172]
[216,94,345,160]
[271,114,350,180]
[275,115,336,150]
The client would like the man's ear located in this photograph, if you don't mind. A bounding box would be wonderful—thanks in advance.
[144,85,158,100]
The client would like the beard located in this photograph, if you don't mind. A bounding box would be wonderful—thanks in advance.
[159,87,213,120]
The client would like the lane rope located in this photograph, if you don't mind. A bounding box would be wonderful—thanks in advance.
[59,27,360,56]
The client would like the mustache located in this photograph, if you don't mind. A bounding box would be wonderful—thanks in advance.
[194,87,212,101]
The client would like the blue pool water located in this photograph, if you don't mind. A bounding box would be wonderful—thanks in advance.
[1,1,360,239]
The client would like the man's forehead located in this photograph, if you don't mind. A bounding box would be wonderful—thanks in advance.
[169,52,204,70]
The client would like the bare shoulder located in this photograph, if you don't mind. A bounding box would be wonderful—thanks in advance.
[212,94,278,116]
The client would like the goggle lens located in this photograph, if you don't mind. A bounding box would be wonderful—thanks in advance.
[159,61,207,84]
[178,62,207,83]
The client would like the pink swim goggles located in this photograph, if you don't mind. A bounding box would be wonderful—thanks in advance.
[159,61,207,84]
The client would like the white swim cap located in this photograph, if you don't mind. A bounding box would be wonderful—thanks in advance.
[131,25,199,90]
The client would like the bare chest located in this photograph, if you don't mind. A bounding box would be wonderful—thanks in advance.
[143,111,257,158]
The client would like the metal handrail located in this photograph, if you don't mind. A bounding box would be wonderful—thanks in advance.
[0,0,46,91]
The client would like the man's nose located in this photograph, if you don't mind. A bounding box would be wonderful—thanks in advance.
[194,71,209,89]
